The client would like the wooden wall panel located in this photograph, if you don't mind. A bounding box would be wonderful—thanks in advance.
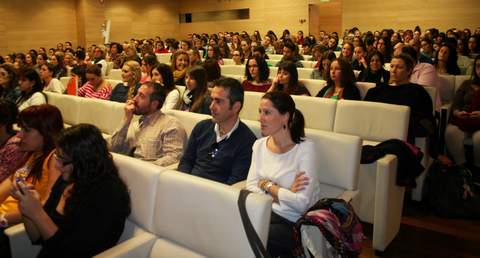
[105,0,179,42]
[178,0,309,40]
[0,0,77,54]
[342,0,480,33]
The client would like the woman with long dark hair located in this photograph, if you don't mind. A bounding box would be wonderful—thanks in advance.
[13,124,131,257]
[0,64,19,102]
[242,56,271,92]
[357,50,390,84]
[177,66,211,114]
[16,68,47,111]
[434,43,461,75]
[0,104,63,228]
[151,63,180,111]
[270,61,310,96]
[317,58,360,100]
[246,91,320,257]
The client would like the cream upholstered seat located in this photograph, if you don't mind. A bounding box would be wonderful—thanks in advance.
[96,171,272,258]
[333,99,410,252]
[6,153,165,258]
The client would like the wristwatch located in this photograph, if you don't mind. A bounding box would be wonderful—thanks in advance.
[265,181,274,194]
[0,212,8,228]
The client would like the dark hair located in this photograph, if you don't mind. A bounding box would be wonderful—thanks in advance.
[393,53,415,72]
[110,42,124,53]
[472,55,480,84]
[378,36,393,62]
[17,68,44,105]
[277,61,299,93]
[434,43,461,75]
[142,81,167,110]
[0,64,18,97]
[283,40,297,53]
[71,65,87,86]
[245,56,270,83]
[57,124,131,221]
[203,58,221,83]
[86,64,102,77]
[401,45,418,62]
[18,104,64,183]
[0,99,18,134]
[328,58,356,89]
[207,45,222,61]
[214,77,244,111]
[261,91,305,143]
[75,50,86,60]
[152,63,176,93]
[143,55,158,67]
[185,66,209,113]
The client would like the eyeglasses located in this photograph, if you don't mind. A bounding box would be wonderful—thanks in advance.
[54,152,73,166]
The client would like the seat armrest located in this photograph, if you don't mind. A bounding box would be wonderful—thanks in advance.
[164,162,179,170]
[94,232,157,258]
[337,190,359,203]
[4,224,41,258]
[231,180,246,190]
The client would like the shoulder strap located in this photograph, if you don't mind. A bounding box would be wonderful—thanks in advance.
[237,189,271,258]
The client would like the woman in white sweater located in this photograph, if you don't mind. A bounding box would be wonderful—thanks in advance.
[16,68,47,111]
[151,63,180,112]
[246,91,320,257]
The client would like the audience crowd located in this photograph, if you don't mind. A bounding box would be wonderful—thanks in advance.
[0,25,479,257]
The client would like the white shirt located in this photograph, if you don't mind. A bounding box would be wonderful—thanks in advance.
[246,137,320,222]
[17,92,47,111]
[44,78,64,94]
[161,89,180,112]
[214,118,240,143]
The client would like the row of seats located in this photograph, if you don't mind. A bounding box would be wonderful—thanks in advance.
[155,53,316,64]
[39,90,409,252]
[6,104,363,257]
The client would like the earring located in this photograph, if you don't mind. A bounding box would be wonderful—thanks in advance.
[283,124,286,129]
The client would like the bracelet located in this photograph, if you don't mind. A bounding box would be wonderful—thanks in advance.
[0,212,8,228]
[265,181,274,194]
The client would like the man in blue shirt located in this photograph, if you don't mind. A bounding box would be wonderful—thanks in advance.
[178,77,257,185]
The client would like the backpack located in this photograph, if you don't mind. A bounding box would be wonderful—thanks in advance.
[423,161,480,219]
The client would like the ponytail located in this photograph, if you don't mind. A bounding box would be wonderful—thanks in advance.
[289,109,305,143]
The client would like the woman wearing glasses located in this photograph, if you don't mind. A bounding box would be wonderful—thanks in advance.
[0,105,63,233]
[246,91,320,257]
[242,56,271,93]
[13,124,131,257]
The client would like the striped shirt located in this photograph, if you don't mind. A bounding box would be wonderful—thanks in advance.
[110,110,187,167]
[78,81,112,100]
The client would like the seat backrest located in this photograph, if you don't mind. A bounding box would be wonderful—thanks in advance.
[156,53,172,64]
[455,75,471,93]
[297,68,315,79]
[164,110,211,137]
[59,76,71,91]
[306,129,361,197]
[292,95,337,131]
[107,69,122,80]
[220,65,245,76]
[355,82,376,100]
[106,61,114,76]
[222,59,236,65]
[437,74,455,103]
[44,92,81,126]
[112,153,165,237]
[300,60,315,68]
[302,79,327,96]
[153,171,272,258]
[77,97,125,135]
[334,99,410,142]
[106,79,123,90]
[242,119,262,138]
[269,54,283,60]
[423,86,438,113]
[240,91,263,121]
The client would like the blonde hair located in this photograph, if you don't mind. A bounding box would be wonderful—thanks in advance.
[123,60,141,83]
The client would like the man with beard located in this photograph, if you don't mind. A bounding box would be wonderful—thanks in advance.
[110,82,187,167]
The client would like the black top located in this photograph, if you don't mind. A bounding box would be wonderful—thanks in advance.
[109,82,141,103]
[316,85,361,100]
[358,68,390,84]
[37,177,130,258]
[178,119,257,185]
[364,82,435,143]
[273,83,311,96]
